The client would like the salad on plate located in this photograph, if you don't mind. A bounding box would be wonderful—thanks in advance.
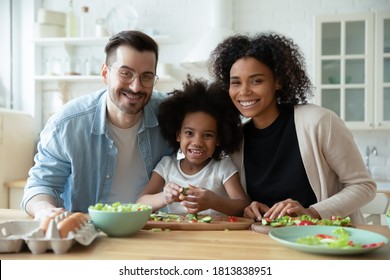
[296,227,385,249]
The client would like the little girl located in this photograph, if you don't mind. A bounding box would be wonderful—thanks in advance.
[137,77,250,216]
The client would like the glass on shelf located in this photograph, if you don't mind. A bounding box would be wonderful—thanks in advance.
[321,89,340,116]
[79,6,92,37]
[84,58,91,75]
[64,56,81,75]
[346,21,365,55]
[95,18,109,37]
[345,89,365,122]
[90,57,101,75]
[322,22,340,55]
[45,58,62,75]
[44,59,51,75]
[322,60,340,84]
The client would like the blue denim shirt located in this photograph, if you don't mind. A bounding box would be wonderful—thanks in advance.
[21,88,172,212]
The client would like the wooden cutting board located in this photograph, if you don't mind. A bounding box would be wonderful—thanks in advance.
[143,216,254,231]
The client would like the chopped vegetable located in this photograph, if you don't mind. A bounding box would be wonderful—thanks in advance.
[186,213,198,222]
[149,211,212,223]
[261,215,351,228]
[228,216,238,222]
[181,187,189,196]
[198,216,212,223]
[149,212,183,222]
[88,202,151,212]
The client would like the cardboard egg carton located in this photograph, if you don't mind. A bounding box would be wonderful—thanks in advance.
[0,212,98,254]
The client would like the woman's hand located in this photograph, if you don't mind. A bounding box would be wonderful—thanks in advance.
[162,182,183,205]
[244,201,270,221]
[263,198,320,220]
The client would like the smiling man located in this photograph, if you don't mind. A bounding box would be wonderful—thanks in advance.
[22,30,172,219]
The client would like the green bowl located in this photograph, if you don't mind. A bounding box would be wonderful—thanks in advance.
[387,214,390,230]
[88,206,152,237]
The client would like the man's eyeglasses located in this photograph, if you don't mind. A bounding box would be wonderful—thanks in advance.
[108,66,159,88]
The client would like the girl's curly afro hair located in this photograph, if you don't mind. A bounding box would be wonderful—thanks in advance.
[158,76,242,160]
[208,32,313,105]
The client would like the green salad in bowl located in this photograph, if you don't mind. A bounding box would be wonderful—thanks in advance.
[89,202,151,212]
[88,202,152,237]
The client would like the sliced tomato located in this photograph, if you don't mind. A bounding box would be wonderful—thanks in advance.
[263,217,272,223]
[315,234,335,239]
[228,216,238,222]
[298,220,315,226]
[261,217,273,225]
[362,242,385,248]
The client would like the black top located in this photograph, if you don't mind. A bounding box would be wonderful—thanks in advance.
[244,106,317,208]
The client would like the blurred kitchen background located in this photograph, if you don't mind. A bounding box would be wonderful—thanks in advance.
[0,0,389,209]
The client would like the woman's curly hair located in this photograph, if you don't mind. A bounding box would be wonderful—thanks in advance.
[208,32,313,105]
[158,76,242,160]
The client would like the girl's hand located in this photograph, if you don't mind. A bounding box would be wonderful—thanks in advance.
[162,182,183,205]
[179,185,215,214]
[244,201,270,221]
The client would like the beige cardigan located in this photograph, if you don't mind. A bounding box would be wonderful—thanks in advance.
[231,104,376,224]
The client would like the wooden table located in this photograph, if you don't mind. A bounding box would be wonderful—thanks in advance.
[1,209,389,260]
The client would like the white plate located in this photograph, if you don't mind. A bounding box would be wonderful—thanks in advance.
[269,226,388,255]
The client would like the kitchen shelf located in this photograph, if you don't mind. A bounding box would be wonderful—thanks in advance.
[32,34,173,46]
[34,75,101,81]
[34,74,176,83]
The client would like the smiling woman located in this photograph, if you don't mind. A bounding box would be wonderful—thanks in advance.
[208,32,376,225]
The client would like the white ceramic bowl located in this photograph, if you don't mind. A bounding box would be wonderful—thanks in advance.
[88,203,152,237]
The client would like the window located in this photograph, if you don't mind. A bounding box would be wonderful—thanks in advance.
[0,0,33,111]
[0,0,12,108]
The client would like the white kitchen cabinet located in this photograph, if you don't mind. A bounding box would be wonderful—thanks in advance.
[375,12,390,130]
[33,35,177,134]
[314,12,390,130]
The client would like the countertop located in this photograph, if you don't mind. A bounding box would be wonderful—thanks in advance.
[0,209,389,260]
